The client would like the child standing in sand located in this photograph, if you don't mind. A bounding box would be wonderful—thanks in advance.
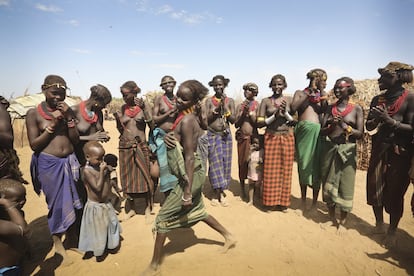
[79,141,121,261]
[247,135,264,206]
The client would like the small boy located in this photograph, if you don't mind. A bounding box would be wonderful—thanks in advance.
[247,135,264,206]
[79,141,121,261]
[0,178,30,275]
[104,153,124,214]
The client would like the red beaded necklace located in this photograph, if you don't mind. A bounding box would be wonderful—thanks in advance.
[331,102,354,117]
[124,105,141,118]
[304,88,322,103]
[37,101,55,120]
[377,90,408,116]
[80,101,98,124]
[171,106,195,130]
[249,100,258,111]
[162,95,176,110]
[211,96,228,107]
[270,96,283,108]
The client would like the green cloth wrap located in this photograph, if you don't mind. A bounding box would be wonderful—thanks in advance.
[153,142,208,233]
[320,137,357,212]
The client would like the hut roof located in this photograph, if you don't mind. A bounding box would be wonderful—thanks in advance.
[7,93,81,118]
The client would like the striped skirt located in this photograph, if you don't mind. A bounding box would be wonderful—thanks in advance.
[119,140,153,194]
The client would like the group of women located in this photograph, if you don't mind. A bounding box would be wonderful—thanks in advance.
[13,60,414,272]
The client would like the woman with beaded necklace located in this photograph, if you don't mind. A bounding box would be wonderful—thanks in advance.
[291,68,328,213]
[257,74,295,212]
[72,84,112,166]
[149,76,179,200]
[26,74,81,263]
[319,77,363,234]
[143,80,236,274]
[114,81,154,222]
[366,61,414,248]
[205,75,236,207]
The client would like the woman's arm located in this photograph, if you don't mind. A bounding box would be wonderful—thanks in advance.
[26,108,55,152]
[0,107,13,148]
[0,198,29,236]
[180,117,196,205]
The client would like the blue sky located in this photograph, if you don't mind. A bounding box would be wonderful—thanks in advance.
[1,0,413,101]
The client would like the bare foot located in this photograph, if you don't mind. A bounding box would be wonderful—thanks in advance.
[382,233,397,249]
[221,235,237,253]
[220,198,229,207]
[320,220,336,230]
[145,207,154,225]
[67,247,84,256]
[140,264,161,276]
[53,235,67,258]
[247,201,253,206]
[120,210,135,222]
[336,224,347,236]
[54,251,74,267]
[372,223,387,235]
[220,194,229,207]
[60,254,75,267]
[294,209,303,216]
[211,199,219,207]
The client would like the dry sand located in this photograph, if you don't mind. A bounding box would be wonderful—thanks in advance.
[19,121,414,276]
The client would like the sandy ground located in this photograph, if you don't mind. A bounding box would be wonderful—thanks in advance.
[18,120,414,276]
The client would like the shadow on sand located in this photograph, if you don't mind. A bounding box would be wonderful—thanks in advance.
[21,215,57,276]
[162,228,223,262]
[181,170,414,275]
[289,195,414,275]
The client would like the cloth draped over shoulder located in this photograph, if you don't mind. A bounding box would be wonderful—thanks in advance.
[119,138,153,195]
[30,152,82,234]
[294,121,321,189]
[78,199,121,257]
[154,142,208,233]
[149,127,178,192]
[207,128,232,190]
[320,137,357,212]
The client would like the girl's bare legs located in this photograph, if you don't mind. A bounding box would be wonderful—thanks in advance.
[248,183,255,206]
